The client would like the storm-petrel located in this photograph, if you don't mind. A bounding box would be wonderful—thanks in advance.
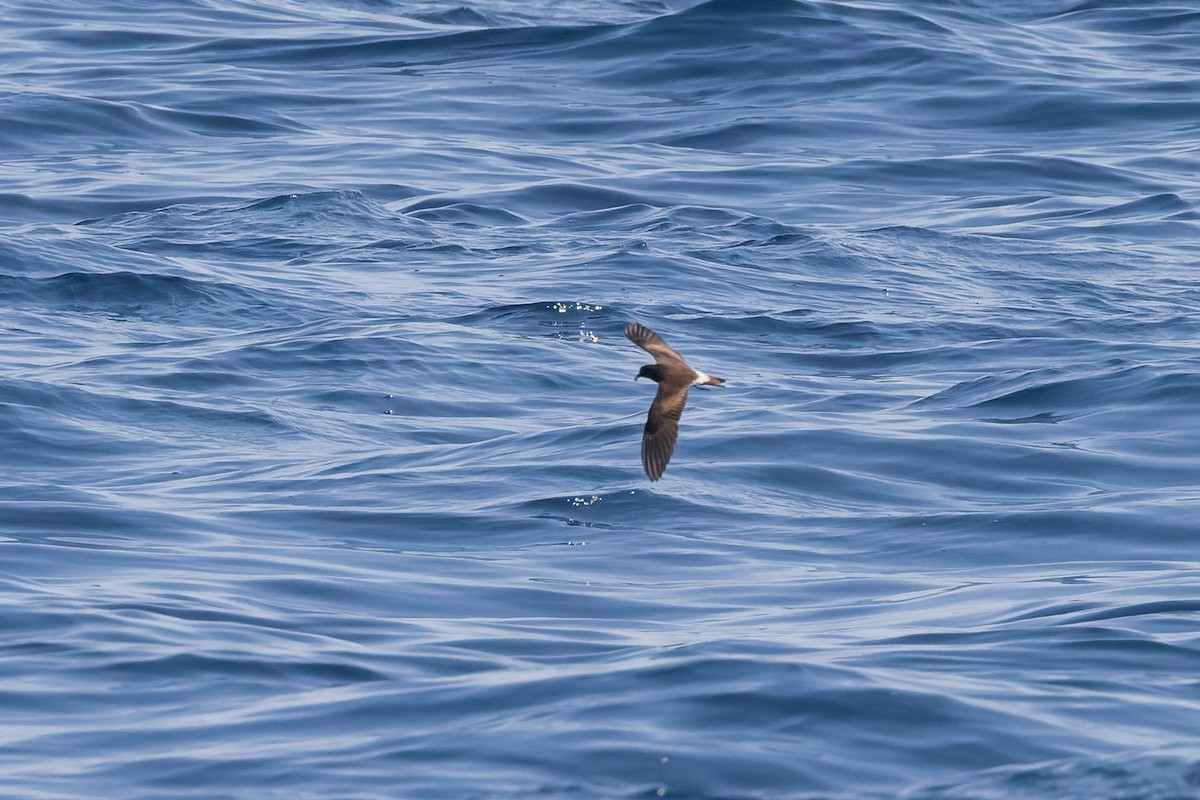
[625,321,725,481]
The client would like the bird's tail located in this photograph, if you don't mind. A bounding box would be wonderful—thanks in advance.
[703,375,725,387]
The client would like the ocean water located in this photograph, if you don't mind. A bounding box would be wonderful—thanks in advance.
[2,0,1199,797]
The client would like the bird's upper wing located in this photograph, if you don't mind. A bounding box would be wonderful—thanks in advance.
[625,322,686,368]
[642,382,689,481]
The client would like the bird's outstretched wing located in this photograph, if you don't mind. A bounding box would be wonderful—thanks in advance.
[642,383,689,481]
[625,322,687,368]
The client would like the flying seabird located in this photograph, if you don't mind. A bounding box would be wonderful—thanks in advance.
[625,321,725,481]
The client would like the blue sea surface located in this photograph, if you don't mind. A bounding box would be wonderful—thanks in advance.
[2,1,1200,797]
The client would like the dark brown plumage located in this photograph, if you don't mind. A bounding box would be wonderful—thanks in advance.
[625,322,724,481]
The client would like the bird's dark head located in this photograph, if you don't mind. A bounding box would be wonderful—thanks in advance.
[635,364,664,383]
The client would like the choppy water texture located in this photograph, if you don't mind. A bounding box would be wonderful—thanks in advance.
[3,1,1200,797]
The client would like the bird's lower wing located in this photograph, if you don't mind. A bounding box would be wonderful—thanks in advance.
[642,387,688,481]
